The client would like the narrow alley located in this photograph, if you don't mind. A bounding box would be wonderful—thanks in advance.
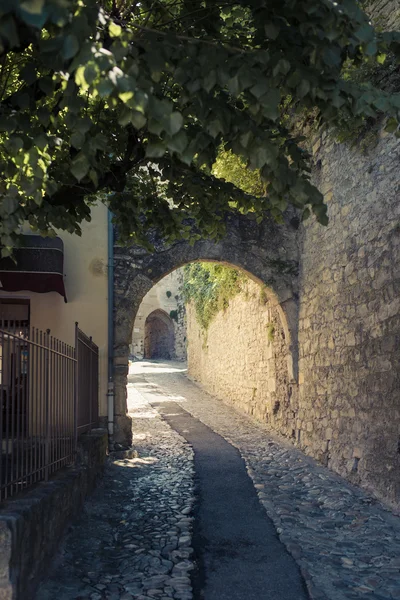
[37,361,400,600]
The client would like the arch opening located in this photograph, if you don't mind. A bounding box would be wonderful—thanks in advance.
[144,309,175,359]
[126,260,297,381]
[113,213,299,446]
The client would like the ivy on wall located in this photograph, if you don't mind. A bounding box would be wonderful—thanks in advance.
[182,263,244,331]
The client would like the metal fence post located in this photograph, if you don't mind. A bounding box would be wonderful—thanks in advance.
[0,324,95,502]
[89,336,93,432]
[44,329,50,481]
[74,322,78,453]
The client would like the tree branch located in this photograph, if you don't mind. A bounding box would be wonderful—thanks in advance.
[127,22,248,54]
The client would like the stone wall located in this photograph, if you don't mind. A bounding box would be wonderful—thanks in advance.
[185,0,400,507]
[174,270,187,360]
[187,278,298,438]
[186,100,400,507]
[294,1,400,507]
[368,0,399,30]
[0,430,108,600]
[297,128,400,505]
[131,269,186,361]
[113,212,299,446]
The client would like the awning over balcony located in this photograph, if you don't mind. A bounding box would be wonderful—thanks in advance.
[0,235,67,302]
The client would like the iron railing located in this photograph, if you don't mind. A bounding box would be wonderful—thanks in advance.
[76,326,99,434]
[0,324,99,502]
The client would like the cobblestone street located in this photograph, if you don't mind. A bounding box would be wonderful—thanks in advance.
[133,361,400,600]
[36,369,195,600]
[37,360,400,600]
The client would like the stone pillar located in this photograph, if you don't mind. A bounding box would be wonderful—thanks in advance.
[113,359,132,447]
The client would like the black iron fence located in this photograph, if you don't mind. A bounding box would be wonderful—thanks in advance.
[77,327,99,434]
[0,324,99,502]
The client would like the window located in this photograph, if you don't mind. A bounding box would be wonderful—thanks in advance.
[0,298,30,330]
[0,299,30,387]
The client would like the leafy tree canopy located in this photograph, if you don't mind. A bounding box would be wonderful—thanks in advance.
[0,0,400,254]
[212,149,265,197]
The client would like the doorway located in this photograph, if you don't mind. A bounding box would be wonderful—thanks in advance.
[144,310,175,359]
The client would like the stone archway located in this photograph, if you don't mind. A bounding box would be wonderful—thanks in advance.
[113,211,299,445]
[144,309,175,359]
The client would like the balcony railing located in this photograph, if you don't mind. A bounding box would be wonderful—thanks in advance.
[0,324,99,502]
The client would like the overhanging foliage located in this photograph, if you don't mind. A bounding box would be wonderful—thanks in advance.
[0,0,400,254]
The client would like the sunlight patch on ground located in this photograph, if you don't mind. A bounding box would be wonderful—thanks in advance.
[154,394,187,402]
[131,411,157,419]
[131,456,159,465]
[129,360,187,376]
[127,360,190,422]
[113,456,159,468]
[131,433,149,441]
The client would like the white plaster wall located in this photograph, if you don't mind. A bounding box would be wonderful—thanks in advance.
[0,203,109,417]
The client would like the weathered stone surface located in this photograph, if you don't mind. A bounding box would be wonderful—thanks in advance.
[292,2,400,507]
[368,0,400,30]
[187,277,297,438]
[0,430,107,600]
[132,270,187,361]
[35,382,195,600]
[114,212,299,446]
[297,117,400,504]
[140,361,400,600]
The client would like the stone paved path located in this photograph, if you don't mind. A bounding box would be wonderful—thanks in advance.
[36,360,400,600]
[36,382,195,600]
[133,360,400,600]
[153,401,308,600]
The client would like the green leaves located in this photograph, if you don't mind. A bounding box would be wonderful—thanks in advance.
[63,34,79,59]
[385,118,398,133]
[265,22,280,41]
[168,112,183,136]
[182,262,244,331]
[20,0,45,15]
[0,0,399,251]
[71,153,90,182]
[250,81,269,99]
[109,22,122,38]
[70,131,85,149]
[146,141,166,158]
[0,116,17,133]
[354,23,374,44]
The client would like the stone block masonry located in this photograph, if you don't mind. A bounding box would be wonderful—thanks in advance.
[295,0,400,507]
[113,211,299,448]
[298,126,400,507]
[295,1,400,507]
[187,278,298,442]
[0,429,108,600]
[186,121,400,509]
[131,269,187,361]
